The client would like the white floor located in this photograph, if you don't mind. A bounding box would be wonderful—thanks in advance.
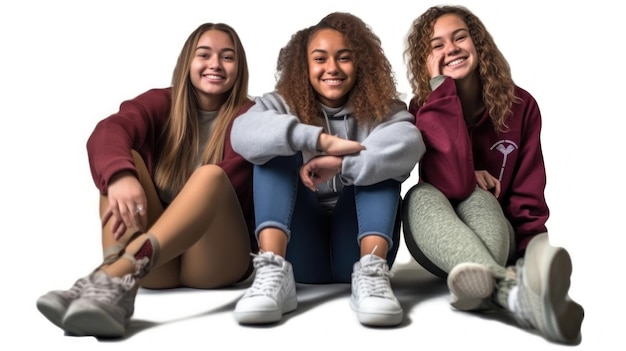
[14,232,609,351]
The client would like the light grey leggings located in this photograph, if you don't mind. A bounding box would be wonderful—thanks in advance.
[402,182,516,279]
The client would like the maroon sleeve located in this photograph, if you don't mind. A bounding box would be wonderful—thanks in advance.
[86,88,171,195]
[414,77,476,202]
[503,90,549,253]
[218,99,257,244]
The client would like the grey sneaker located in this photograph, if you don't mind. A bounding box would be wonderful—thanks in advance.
[511,233,584,345]
[351,254,403,326]
[36,275,93,330]
[233,251,297,324]
[62,271,138,338]
[447,262,496,311]
[35,250,124,331]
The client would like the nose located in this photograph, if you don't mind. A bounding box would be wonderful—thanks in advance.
[208,55,222,70]
[326,58,338,74]
[445,42,461,55]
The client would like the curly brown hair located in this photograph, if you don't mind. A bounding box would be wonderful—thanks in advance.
[405,5,518,131]
[276,12,400,126]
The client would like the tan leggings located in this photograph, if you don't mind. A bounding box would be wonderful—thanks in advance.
[100,151,252,289]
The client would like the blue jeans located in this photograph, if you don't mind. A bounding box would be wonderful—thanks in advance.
[253,153,401,283]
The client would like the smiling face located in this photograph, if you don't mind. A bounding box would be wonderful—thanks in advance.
[430,14,478,82]
[307,28,357,108]
[189,29,237,110]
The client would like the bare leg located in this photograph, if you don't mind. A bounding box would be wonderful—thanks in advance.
[102,164,251,289]
[257,228,288,256]
[360,235,388,258]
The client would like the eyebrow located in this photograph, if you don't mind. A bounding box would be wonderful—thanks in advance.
[195,46,235,52]
[309,48,352,55]
[430,28,469,42]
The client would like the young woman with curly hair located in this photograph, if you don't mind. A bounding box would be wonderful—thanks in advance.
[402,5,584,344]
[231,12,424,327]
[36,23,257,338]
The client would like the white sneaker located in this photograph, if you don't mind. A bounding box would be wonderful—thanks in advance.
[510,233,584,345]
[351,253,403,326]
[447,262,495,311]
[233,252,297,324]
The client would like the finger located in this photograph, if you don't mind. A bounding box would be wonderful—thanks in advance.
[494,180,501,198]
[138,212,148,231]
[111,217,123,235]
[484,179,492,189]
[114,224,127,240]
[120,204,135,229]
[301,168,320,192]
[101,208,113,228]
[476,179,487,191]
[303,173,317,191]
[131,203,145,230]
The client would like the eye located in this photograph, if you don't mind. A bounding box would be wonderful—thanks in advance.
[338,55,352,62]
[197,51,211,59]
[455,34,467,42]
[221,54,235,61]
[431,43,443,50]
[312,56,327,63]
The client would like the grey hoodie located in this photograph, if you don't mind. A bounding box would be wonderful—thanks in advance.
[231,92,425,201]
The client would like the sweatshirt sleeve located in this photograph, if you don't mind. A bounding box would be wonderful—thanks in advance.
[86,88,171,195]
[231,92,323,165]
[218,99,256,237]
[414,77,476,202]
[503,91,549,252]
[340,100,424,186]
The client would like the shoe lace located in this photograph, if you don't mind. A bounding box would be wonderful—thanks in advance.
[512,258,534,329]
[66,276,91,299]
[81,273,136,304]
[354,256,394,298]
[246,252,287,297]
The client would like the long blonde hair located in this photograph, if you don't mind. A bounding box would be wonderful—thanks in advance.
[155,23,250,195]
[405,5,517,131]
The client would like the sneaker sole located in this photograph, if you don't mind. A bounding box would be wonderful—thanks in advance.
[36,296,67,330]
[447,262,495,311]
[63,300,125,338]
[354,309,403,327]
[526,234,584,344]
[350,299,403,327]
[233,297,297,325]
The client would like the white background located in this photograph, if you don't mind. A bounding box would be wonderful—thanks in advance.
[1,0,623,349]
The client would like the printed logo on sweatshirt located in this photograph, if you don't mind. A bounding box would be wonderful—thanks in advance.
[490,140,518,181]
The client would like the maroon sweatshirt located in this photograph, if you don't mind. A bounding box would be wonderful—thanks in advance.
[411,77,549,255]
[86,88,256,246]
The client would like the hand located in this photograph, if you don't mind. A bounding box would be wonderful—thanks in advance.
[299,155,343,192]
[317,133,365,156]
[475,170,501,198]
[427,53,444,78]
[101,171,148,240]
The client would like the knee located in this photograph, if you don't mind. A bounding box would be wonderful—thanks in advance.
[193,164,229,185]
[403,182,446,212]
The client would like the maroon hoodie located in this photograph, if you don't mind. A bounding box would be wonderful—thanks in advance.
[411,77,549,255]
[86,88,256,244]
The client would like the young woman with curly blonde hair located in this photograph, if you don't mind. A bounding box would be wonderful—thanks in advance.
[402,5,584,344]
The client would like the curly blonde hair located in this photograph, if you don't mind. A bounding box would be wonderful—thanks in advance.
[276,12,400,126]
[155,23,250,195]
[405,5,518,131]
